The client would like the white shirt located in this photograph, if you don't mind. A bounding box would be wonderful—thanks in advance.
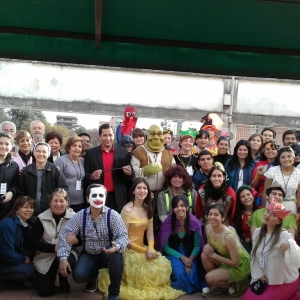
[251,228,300,285]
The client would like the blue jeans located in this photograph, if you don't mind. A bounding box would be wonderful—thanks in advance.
[72,251,123,296]
[0,263,35,281]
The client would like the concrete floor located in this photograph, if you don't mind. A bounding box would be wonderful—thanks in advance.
[2,278,245,300]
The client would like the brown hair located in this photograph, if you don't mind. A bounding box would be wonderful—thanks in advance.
[45,131,63,145]
[162,165,192,192]
[64,135,85,155]
[7,196,34,217]
[132,128,144,138]
[49,188,69,203]
[15,130,32,144]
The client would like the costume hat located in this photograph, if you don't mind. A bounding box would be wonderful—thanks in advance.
[179,129,198,141]
[267,199,291,220]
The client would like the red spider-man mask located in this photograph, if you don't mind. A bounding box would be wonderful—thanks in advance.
[124,107,137,121]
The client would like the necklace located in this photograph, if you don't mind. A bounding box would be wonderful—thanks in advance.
[178,154,192,167]
[280,167,293,193]
[180,221,185,226]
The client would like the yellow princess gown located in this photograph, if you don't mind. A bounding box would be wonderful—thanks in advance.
[98,211,185,300]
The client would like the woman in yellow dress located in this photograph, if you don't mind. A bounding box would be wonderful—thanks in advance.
[98,177,185,300]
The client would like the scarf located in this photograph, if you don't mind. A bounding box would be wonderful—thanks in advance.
[18,150,32,165]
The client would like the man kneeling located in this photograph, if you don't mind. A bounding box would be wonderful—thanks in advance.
[57,184,128,300]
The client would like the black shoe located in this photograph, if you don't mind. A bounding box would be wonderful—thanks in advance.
[0,280,25,290]
[85,271,99,293]
[59,276,70,294]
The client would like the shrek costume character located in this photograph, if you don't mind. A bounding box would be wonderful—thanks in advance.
[131,125,175,192]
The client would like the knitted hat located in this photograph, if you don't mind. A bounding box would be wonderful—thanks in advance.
[267,199,291,220]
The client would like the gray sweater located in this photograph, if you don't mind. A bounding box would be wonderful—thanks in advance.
[54,155,85,205]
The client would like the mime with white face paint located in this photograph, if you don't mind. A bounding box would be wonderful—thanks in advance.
[57,184,128,300]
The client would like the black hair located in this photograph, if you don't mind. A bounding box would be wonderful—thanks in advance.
[86,183,107,197]
[234,185,258,240]
[98,123,111,136]
[207,203,226,217]
[265,186,286,198]
[128,177,153,219]
[259,140,280,162]
[217,136,230,145]
[278,146,295,161]
[282,130,298,143]
[198,150,213,159]
[78,132,91,139]
[204,165,229,204]
[195,130,209,140]
[171,195,190,234]
[261,127,276,139]
[226,139,253,170]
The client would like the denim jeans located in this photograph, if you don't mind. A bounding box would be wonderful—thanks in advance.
[0,263,35,281]
[72,251,123,296]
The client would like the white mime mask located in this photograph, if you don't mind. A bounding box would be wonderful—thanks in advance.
[88,186,106,209]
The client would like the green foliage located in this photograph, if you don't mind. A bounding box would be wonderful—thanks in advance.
[74,125,87,135]
[7,109,49,131]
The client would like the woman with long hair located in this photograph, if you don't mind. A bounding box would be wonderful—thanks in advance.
[243,200,300,299]
[99,177,185,300]
[263,146,300,212]
[233,185,259,253]
[196,165,236,225]
[157,165,197,223]
[225,139,254,191]
[201,204,250,297]
[250,140,279,206]
[248,133,263,162]
[0,196,35,289]
[31,188,78,296]
[157,194,206,294]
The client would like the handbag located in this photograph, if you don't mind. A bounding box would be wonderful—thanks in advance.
[250,278,267,295]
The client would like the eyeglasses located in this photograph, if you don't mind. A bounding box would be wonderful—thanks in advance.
[125,112,136,117]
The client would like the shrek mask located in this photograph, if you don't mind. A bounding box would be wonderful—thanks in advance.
[144,124,164,152]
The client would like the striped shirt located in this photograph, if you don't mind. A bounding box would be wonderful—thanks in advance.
[57,206,128,260]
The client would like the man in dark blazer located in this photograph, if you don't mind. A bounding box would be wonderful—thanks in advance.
[84,123,134,212]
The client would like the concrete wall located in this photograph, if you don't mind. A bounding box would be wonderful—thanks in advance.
[0,58,299,129]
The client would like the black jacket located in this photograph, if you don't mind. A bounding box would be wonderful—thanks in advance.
[0,153,19,220]
[84,145,134,212]
[17,161,69,216]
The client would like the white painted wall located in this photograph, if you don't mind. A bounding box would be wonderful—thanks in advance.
[236,80,300,117]
[0,59,224,111]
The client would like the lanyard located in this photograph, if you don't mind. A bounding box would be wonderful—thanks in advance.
[69,156,82,180]
[261,234,272,256]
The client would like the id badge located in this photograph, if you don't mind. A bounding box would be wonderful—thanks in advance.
[1,183,7,194]
[186,166,193,176]
[259,256,265,268]
[76,180,82,191]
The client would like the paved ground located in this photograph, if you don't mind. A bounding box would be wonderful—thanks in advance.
[2,278,245,300]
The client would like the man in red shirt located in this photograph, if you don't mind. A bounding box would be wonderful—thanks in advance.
[84,124,133,212]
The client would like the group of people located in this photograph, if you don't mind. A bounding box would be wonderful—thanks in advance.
[1,118,300,300]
